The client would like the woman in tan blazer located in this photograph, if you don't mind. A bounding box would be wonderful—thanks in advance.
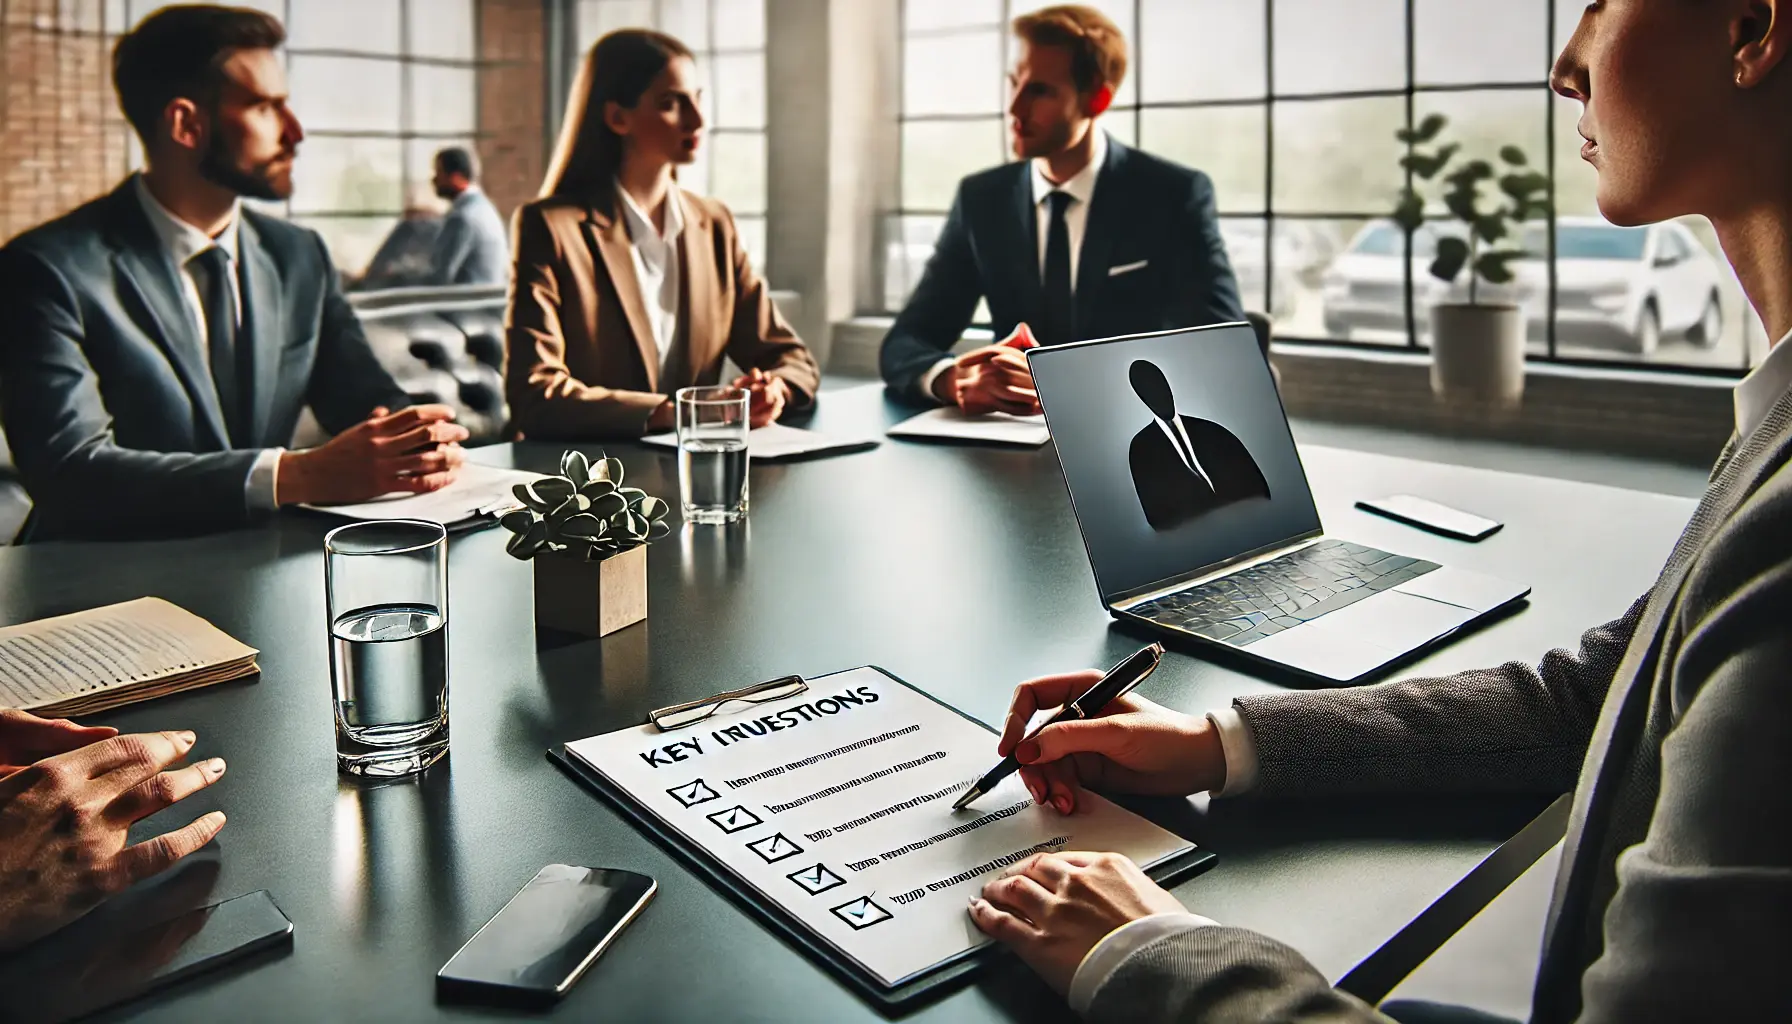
[505,29,819,440]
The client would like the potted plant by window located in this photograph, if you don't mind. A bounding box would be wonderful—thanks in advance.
[1393,113,1552,408]
[501,451,671,637]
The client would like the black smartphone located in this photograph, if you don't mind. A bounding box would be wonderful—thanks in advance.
[0,890,293,1023]
[437,864,657,1008]
[1356,494,1504,541]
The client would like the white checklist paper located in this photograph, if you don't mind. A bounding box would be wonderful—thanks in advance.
[886,408,1050,447]
[565,668,1196,987]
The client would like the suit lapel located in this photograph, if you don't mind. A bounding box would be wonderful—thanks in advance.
[1540,387,1792,980]
[1011,167,1045,328]
[1073,140,1129,337]
[105,187,229,448]
[675,194,717,392]
[583,203,663,393]
[238,218,283,446]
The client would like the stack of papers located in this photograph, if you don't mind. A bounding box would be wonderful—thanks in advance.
[303,462,547,529]
[0,598,259,717]
[886,408,1050,447]
[641,422,880,461]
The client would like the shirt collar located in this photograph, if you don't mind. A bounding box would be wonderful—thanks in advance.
[450,184,484,208]
[1735,327,1792,440]
[614,181,684,248]
[1031,128,1108,209]
[132,173,241,267]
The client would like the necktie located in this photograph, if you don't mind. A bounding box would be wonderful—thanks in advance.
[1040,190,1075,346]
[190,246,245,445]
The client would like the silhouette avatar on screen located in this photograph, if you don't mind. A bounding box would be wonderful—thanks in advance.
[1127,360,1271,531]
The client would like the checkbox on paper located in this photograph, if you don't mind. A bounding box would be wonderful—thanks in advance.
[786,862,845,896]
[829,896,893,930]
[706,804,763,834]
[667,779,721,808]
[746,832,803,864]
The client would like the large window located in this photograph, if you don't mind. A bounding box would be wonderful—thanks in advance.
[573,0,769,269]
[109,0,483,276]
[894,0,1764,372]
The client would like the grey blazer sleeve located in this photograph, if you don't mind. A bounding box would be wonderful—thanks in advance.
[1233,595,1646,798]
[1575,469,1792,1022]
[305,236,411,433]
[879,182,984,399]
[1086,925,1388,1024]
[0,247,258,538]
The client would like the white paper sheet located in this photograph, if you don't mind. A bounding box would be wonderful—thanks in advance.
[886,409,1050,447]
[303,463,546,526]
[640,422,879,460]
[565,668,1195,988]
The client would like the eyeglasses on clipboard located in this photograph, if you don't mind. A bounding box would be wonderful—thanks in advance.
[649,675,809,731]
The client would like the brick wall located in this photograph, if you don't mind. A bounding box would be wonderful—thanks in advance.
[2,0,548,246]
[474,0,547,229]
[0,0,130,244]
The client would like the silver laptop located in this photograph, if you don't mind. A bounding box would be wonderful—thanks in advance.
[1027,322,1530,685]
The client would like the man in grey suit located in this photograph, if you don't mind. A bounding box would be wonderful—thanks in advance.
[0,5,467,542]
[965,3,1792,1020]
[425,147,510,287]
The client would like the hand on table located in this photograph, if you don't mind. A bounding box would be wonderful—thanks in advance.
[731,369,793,429]
[999,669,1227,815]
[932,323,1043,416]
[277,404,468,506]
[969,850,1186,995]
[0,709,117,777]
[0,729,227,952]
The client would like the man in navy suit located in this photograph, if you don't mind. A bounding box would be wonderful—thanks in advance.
[0,5,468,541]
[880,5,1243,415]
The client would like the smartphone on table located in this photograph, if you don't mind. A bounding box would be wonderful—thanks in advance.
[437,864,657,1008]
[1356,494,1503,541]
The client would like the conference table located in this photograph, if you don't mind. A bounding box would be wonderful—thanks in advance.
[2,386,1696,1022]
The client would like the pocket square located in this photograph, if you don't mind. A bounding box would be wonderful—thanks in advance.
[1108,259,1150,277]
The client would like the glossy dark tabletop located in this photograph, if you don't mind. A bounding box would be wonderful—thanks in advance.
[2,386,1694,1022]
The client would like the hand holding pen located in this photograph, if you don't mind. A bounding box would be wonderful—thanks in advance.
[977,646,1231,815]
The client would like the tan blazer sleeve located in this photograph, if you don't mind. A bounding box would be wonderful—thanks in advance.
[719,207,820,409]
[505,203,666,439]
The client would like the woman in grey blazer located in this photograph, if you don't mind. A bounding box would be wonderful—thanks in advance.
[968,3,1792,1022]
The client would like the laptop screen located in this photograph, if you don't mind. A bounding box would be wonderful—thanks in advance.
[1028,323,1322,603]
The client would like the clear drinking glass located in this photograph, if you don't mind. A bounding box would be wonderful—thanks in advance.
[676,385,750,525]
[325,519,450,777]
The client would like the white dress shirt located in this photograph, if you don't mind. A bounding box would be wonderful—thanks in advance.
[917,130,1111,402]
[615,181,685,387]
[1069,326,1792,1005]
[132,176,281,509]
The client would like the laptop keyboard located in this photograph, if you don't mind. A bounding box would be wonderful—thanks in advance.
[1131,539,1441,647]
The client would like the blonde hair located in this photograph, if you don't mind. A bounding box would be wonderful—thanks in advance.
[538,29,694,205]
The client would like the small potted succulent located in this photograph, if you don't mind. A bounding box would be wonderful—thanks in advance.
[502,450,671,637]
[1393,113,1551,407]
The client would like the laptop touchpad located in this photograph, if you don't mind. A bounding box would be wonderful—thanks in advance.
[1245,626,1396,684]
[1303,589,1479,654]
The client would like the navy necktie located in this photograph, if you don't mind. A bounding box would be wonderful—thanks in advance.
[1040,190,1076,346]
[190,246,246,446]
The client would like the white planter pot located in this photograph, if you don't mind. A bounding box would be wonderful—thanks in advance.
[1429,303,1525,408]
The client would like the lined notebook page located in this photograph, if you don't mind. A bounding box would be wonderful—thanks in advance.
[0,598,258,716]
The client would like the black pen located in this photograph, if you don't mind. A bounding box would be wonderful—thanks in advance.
[951,643,1165,811]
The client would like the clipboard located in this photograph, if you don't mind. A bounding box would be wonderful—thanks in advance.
[547,665,1216,1012]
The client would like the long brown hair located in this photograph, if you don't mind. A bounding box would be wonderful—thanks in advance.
[539,29,694,206]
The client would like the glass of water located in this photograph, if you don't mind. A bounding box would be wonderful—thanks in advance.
[325,519,449,777]
[676,385,750,525]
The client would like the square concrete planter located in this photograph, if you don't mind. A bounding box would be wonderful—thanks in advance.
[532,543,647,637]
